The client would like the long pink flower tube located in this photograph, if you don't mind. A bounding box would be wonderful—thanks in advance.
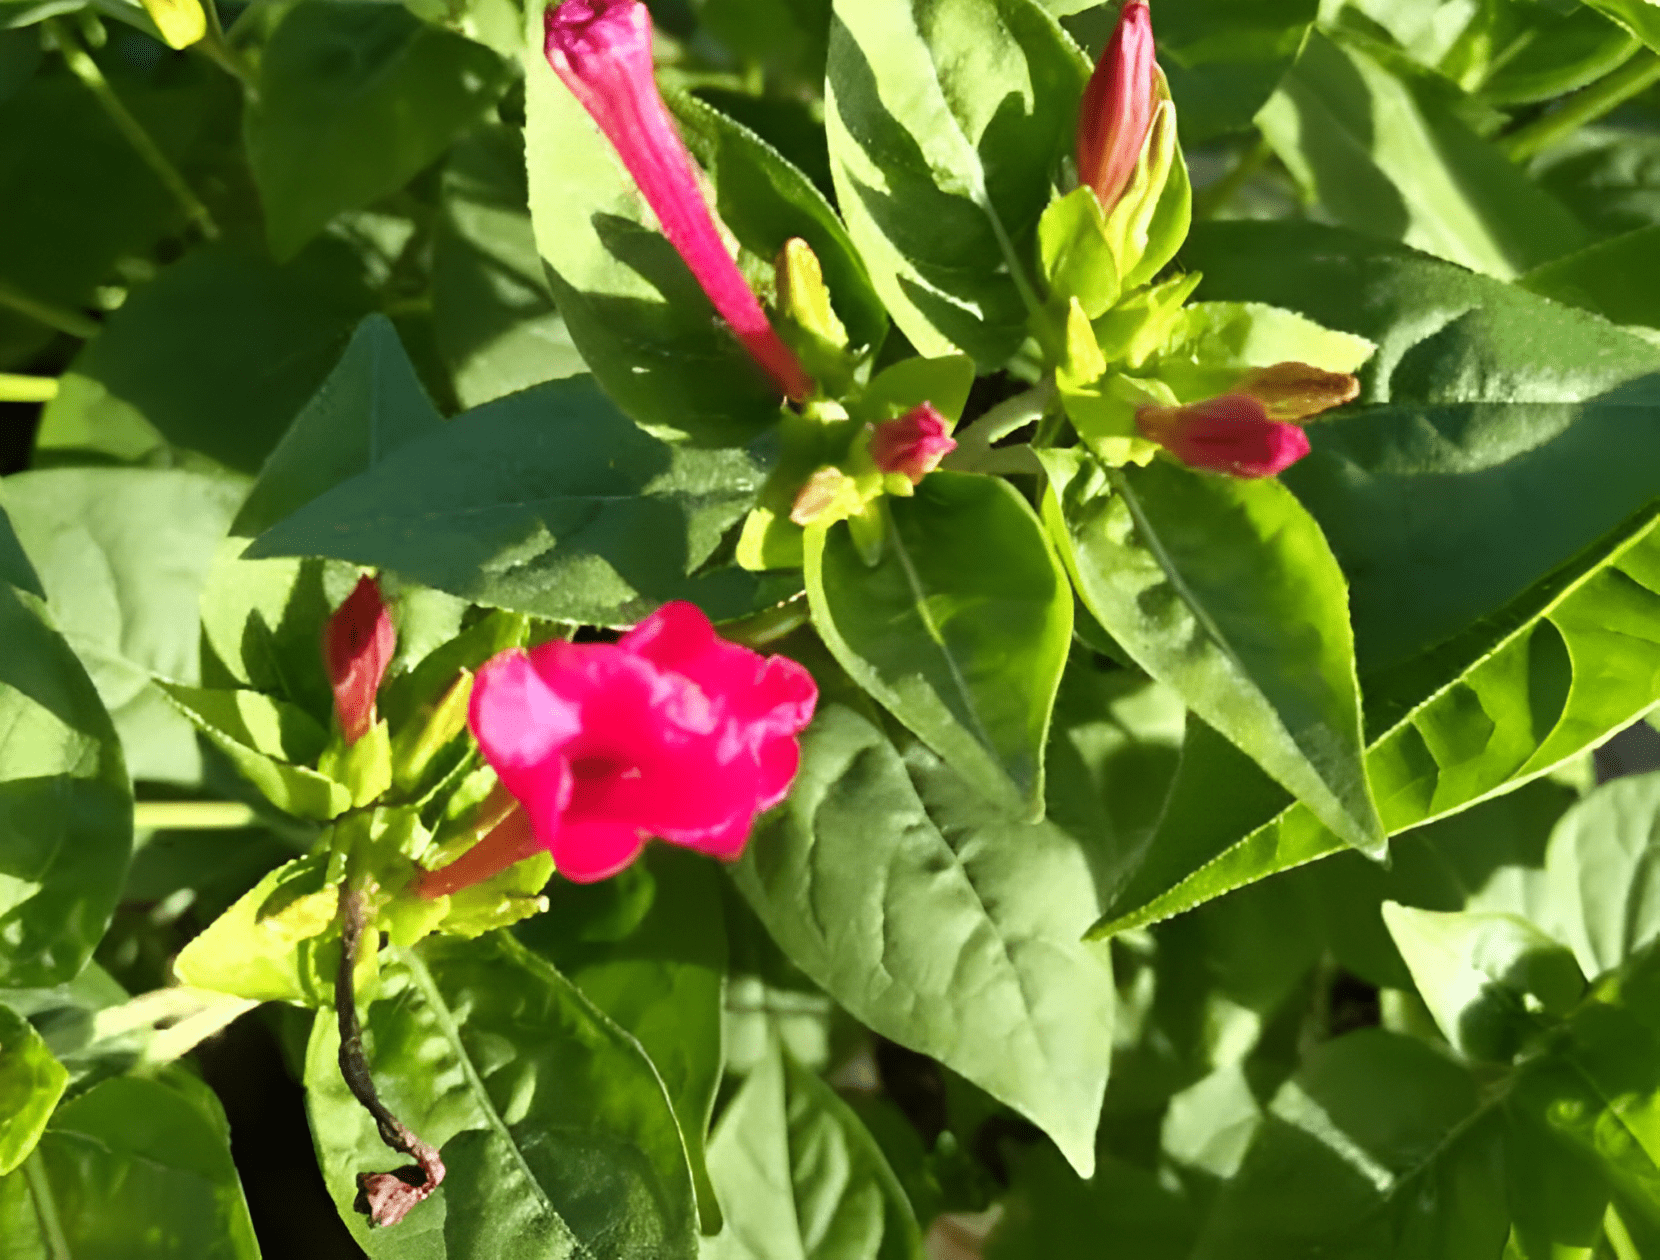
[1077,0,1156,213]
[420,602,817,894]
[1136,394,1311,479]
[545,0,814,401]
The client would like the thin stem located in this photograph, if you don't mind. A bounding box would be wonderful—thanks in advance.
[0,374,59,404]
[1505,50,1660,163]
[0,281,100,339]
[719,594,809,648]
[22,1150,70,1260]
[943,378,1057,472]
[134,800,258,830]
[49,20,220,240]
[194,0,258,92]
[335,886,445,1227]
[1193,136,1271,222]
[1605,1203,1641,1260]
[415,804,539,900]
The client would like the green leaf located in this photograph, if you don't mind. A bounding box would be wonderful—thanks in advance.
[1579,0,1660,54]
[1152,0,1318,144]
[1533,125,1660,239]
[246,376,791,627]
[703,1040,924,1260]
[1521,224,1660,330]
[987,1142,1198,1260]
[0,582,131,988]
[173,853,338,1005]
[805,472,1072,815]
[1474,5,1638,106]
[305,933,699,1258]
[435,124,587,410]
[825,0,1088,367]
[1381,902,1585,1063]
[692,0,832,88]
[0,500,41,598]
[517,846,728,1233]
[522,6,786,447]
[0,1072,260,1259]
[34,241,376,475]
[1256,30,1587,278]
[735,701,1116,1176]
[1145,300,1374,402]
[1042,450,1382,857]
[247,0,511,261]
[0,1002,66,1175]
[160,684,353,820]
[0,468,248,784]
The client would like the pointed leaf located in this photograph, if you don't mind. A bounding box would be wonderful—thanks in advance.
[0,1002,67,1175]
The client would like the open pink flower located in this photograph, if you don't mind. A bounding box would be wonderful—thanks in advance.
[545,0,814,401]
[325,575,396,745]
[1136,394,1310,479]
[869,404,956,485]
[1077,0,1156,214]
[456,601,816,885]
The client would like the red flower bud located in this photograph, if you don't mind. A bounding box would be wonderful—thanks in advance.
[1136,394,1310,479]
[545,0,814,401]
[1077,0,1156,213]
[869,404,956,485]
[325,576,396,745]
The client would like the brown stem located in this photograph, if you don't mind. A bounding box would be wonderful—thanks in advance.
[414,801,541,900]
[335,886,445,1226]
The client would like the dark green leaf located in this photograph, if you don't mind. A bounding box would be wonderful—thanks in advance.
[1579,0,1660,53]
[1155,0,1317,144]
[0,500,42,601]
[1257,31,1587,277]
[825,0,1088,367]
[736,701,1116,1175]
[246,376,790,627]
[703,1041,924,1260]
[1522,224,1660,330]
[247,0,511,261]
[0,468,247,784]
[0,1072,260,1259]
[806,472,1072,814]
[1043,450,1382,857]
[987,1143,1198,1260]
[0,1001,66,1175]
[434,124,587,410]
[693,0,831,87]
[1533,125,1660,239]
[305,933,698,1259]
[0,582,131,987]
[34,242,376,475]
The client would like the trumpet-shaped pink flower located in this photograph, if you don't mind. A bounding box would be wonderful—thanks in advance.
[1077,0,1156,213]
[325,575,396,745]
[869,404,956,485]
[545,0,814,401]
[462,601,816,884]
[1136,394,1310,479]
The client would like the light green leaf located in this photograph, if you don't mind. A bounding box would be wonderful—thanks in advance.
[246,0,511,261]
[34,241,377,475]
[736,701,1116,1176]
[245,376,792,627]
[703,1041,924,1260]
[1043,449,1382,857]
[1145,300,1375,402]
[825,0,1088,367]
[806,471,1072,814]
[173,853,338,1006]
[305,933,698,1259]
[0,468,247,784]
[0,1072,260,1258]
[0,1002,66,1175]
[1257,30,1587,278]
[0,583,131,988]
[435,124,588,410]
[1579,0,1660,54]
[1522,224,1660,330]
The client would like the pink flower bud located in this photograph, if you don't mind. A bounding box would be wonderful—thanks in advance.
[459,601,817,885]
[325,576,396,745]
[545,0,814,401]
[869,404,956,485]
[1077,0,1156,213]
[1136,394,1311,479]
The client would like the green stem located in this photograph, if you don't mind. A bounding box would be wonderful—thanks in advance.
[944,378,1056,471]
[0,281,99,339]
[194,0,257,92]
[22,1150,70,1260]
[1193,136,1272,222]
[1605,1203,1641,1260]
[1505,50,1660,163]
[49,19,220,240]
[0,373,59,404]
[133,800,258,830]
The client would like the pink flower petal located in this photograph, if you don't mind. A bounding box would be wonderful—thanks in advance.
[1136,393,1311,479]
[552,818,649,883]
[869,403,956,485]
[325,575,397,745]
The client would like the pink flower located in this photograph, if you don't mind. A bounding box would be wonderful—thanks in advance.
[545,0,814,402]
[325,575,396,745]
[869,404,957,485]
[1077,0,1156,214]
[457,601,816,885]
[1136,394,1311,479]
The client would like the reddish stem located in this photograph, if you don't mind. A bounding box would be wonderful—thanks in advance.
[415,805,542,900]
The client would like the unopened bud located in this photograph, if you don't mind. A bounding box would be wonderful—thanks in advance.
[1136,394,1310,479]
[1077,0,1156,214]
[868,404,956,486]
[326,576,396,745]
[1237,362,1360,421]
